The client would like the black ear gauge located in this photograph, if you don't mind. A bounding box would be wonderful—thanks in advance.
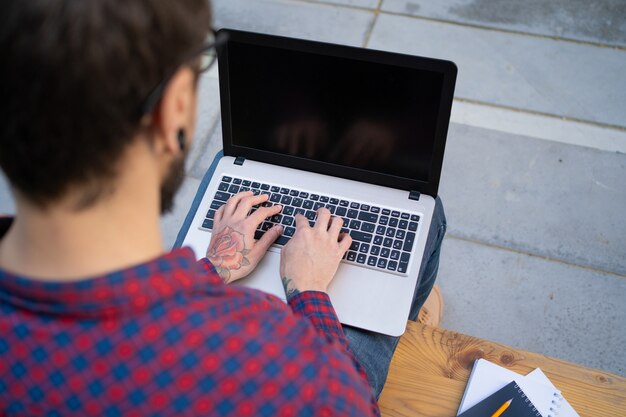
[177,128,186,152]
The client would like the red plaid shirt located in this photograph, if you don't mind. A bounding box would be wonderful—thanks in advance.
[0,218,380,416]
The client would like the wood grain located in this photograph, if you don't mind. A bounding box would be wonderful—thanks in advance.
[378,321,626,417]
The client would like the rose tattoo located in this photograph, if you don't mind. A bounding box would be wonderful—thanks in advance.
[207,226,250,283]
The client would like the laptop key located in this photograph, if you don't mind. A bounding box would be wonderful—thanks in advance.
[261,222,273,231]
[343,218,349,227]
[339,200,349,207]
[376,225,385,235]
[254,230,265,240]
[206,209,216,219]
[295,208,306,216]
[356,254,367,264]
[347,209,358,219]
[280,188,289,194]
[299,191,309,198]
[261,184,270,190]
[280,195,292,205]
[360,204,370,212]
[381,248,391,258]
[275,235,290,246]
[385,228,395,237]
[367,256,377,267]
[290,190,299,196]
[387,261,398,271]
[233,178,242,185]
[371,207,380,214]
[305,210,316,221]
[218,182,229,191]
[358,212,378,223]
[383,238,392,247]
[202,219,213,229]
[349,220,361,230]
[403,232,416,252]
[391,210,400,218]
[350,231,373,243]
[379,216,389,226]
[346,251,357,261]
[320,196,329,203]
[409,222,418,231]
[396,230,406,240]
[350,202,359,209]
[377,258,387,269]
[389,218,399,227]
[330,198,339,205]
[401,252,411,262]
[303,200,314,209]
[361,223,375,233]
[398,262,408,273]
[271,186,280,192]
[251,182,260,188]
[314,202,324,210]
[410,214,420,222]
[373,235,383,245]
[401,212,410,220]
[334,207,346,217]
[240,187,250,192]
[359,244,370,254]
[325,204,336,214]
[222,176,232,183]
[393,240,402,250]
[310,194,319,201]
[399,220,408,229]
[271,214,282,223]
[242,180,251,186]
[214,191,231,201]
[382,208,391,215]
[281,216,294,226]
[391,250,400,260]
[284,227,295,237]
[292,198,303,207]
[350,241,360,251]
[283,206,294,215]
[370,246,380,256]
[270,193,281,203]
[210,200,223,210]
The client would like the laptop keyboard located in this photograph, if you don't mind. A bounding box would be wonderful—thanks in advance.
[201,176,420,275]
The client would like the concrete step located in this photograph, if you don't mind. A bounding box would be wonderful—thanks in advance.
[368,13,626,127]
[438,235,626,377]
[440,123,626,276]
[381,0,626,48]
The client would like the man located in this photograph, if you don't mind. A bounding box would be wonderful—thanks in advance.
[0,0,446,415]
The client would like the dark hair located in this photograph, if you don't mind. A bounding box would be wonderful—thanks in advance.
[0,0,211,208]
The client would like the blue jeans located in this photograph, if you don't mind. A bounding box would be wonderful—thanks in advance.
[343,197,447,399]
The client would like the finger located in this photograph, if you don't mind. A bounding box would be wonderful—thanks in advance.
[314,208,331,230]
[250,224,283,261]
[214,203,226,222]
[250,204,282,226]
[294,214,310,230]
[223,191,253,217]
[328,216,344,238]
[337,232,352,254]
[234,193,270,218]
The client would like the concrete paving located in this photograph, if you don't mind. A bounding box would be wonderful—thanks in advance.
[0,0,624,381]
[382,0,626,48]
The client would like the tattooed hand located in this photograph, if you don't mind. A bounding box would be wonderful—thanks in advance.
[207,191,283,283]
[280,207,352,297]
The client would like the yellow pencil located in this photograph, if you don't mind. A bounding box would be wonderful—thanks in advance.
[490,398,512,417]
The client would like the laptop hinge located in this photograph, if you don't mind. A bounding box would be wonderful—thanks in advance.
[409,191,421,201]
[234,156,245,166]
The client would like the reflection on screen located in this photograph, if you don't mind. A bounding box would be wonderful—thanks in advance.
[228,41,443,182]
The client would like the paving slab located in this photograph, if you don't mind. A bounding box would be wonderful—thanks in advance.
[438,236,626,376]
[368,14,626,127]
[440,123,626,276]
[381,0,626,48]
[306,0,379,8]
[188,74,221,173]
[212,0,375,47]
[160,175,202,250]
[189,121,224,180]
[0,173,15,215]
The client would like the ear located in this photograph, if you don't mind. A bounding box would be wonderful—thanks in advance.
[152,67,197,155]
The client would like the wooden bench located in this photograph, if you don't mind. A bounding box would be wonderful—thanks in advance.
[378,321,626,417]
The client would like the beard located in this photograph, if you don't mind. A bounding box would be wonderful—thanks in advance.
[160,153,186,214]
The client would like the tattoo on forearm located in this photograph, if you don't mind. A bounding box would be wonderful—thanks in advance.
[281,276,301,299]
[207,226,250,283]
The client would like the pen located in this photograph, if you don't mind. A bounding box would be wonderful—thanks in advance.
[490,398,512,417]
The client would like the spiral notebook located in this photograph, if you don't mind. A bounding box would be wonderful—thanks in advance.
[457,359,579,417]
[458,381,541,417]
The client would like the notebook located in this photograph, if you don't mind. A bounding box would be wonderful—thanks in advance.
[458,381,542,417]
[181,29,457,336]
[458,359,579,417]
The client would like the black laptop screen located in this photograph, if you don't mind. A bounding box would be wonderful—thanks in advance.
[226,40,444,182]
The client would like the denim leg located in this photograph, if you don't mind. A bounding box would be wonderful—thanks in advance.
[343,197,447,399]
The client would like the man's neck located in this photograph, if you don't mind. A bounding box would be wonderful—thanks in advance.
[0,155,166,281]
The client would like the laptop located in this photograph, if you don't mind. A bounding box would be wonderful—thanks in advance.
[182,29,457,336]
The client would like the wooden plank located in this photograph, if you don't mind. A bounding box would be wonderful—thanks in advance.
[378,321,626,417]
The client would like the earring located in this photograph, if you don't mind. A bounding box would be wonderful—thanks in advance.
[177,128,186,152]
